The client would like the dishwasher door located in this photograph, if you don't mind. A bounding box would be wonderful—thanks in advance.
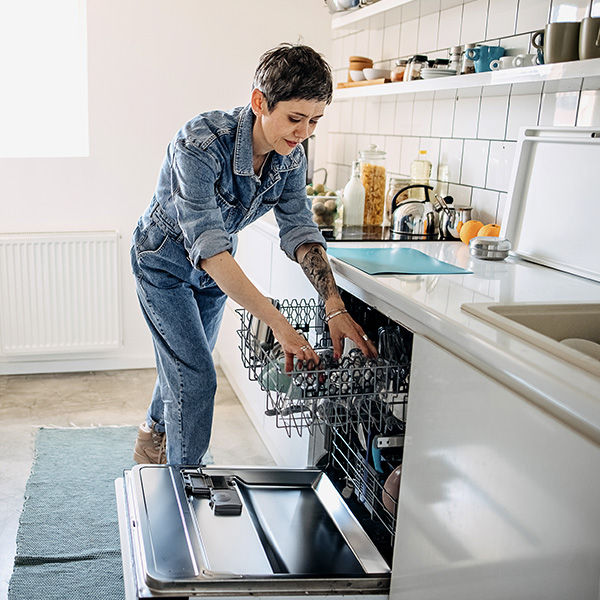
[120,464,391,598]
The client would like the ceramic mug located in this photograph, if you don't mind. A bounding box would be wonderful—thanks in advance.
[513,53,540,67]
[532,22,581,64]
[465,45,505,72]
[579,17,600,60]
[490,56,518,70]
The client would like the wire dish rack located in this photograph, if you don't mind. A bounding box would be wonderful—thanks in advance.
[236,298,409,437]
[237,297,411,544]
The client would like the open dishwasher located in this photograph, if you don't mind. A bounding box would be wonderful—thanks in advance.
[117,290,412,599]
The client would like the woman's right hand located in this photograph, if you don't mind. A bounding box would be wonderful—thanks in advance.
[272,324,321,373]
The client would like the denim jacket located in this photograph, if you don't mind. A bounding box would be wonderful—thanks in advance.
[141,104,326,268]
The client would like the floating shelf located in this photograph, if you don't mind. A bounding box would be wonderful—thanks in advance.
[331,0,478,29]
[334,57,600,100]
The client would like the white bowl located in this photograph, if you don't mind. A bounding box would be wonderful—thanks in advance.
[349,69,366,82]
[363,68,391,80]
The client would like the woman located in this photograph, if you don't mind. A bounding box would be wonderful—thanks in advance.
[131,43,376,465]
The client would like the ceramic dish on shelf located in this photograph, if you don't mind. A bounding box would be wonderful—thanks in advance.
[421,68,457,79]
[363,68,391,80]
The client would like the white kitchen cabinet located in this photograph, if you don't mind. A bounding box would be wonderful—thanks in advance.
[391,334,600,600]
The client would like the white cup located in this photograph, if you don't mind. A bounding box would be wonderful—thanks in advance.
[513,53,540,67]
[490,56,518,70]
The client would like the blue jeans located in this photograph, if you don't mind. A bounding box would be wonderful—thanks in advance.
[131,216,227,464]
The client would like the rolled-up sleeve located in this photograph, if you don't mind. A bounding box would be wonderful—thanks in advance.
[273,156,327,261]
[171,139,233,268]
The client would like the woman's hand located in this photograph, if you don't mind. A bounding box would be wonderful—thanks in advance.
[271,323,321,373]
[327,311,378,360]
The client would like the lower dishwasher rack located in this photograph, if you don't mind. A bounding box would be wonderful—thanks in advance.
[119,465,391,598]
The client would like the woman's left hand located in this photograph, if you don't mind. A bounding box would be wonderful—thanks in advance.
[327,312,378,360]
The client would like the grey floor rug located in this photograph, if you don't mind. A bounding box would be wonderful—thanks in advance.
[8,426,138,600]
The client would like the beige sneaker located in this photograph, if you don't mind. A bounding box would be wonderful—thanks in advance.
[133,422,167,464]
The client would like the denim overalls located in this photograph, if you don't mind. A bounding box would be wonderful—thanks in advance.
[131,104,325,464]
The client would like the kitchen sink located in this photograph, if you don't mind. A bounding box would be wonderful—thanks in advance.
[461,302,600,378]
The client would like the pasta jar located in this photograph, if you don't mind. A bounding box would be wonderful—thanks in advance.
[358,144,387,226]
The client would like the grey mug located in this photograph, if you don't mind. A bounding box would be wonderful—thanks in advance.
[532,22,581,64]
[579,17,600,60]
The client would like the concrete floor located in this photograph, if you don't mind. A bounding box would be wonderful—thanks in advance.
[0,367,274,599]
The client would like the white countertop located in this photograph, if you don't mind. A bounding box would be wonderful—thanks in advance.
[251,214,600,445]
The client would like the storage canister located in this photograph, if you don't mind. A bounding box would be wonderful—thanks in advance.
[359,144,387,226]
[384,177,410,226]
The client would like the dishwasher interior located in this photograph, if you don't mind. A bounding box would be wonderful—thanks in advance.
[239,291,412,557]
[118,291,413,598]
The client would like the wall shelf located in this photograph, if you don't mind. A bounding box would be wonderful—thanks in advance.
[331,0,478,29]
[333,57,600,100]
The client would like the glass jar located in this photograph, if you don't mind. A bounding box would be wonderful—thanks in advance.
[405,55,428,81]
[358,144,387,226]
[384,177,411,226]
[461,43,476,74]
[391,59,408,82]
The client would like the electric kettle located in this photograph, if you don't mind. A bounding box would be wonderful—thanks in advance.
[390,184,437,239]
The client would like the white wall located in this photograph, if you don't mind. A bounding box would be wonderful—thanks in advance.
[0,0,333,374]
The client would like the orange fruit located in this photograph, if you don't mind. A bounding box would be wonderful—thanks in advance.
[478,223,501,237]
[459,220,484,244]
[456,221,463,234]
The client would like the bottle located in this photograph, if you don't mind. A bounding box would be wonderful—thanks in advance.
[409,150,432,200]
[358,144,387,226]
[343,161,366,227]
[391,59,408,82]
[405,55,428,81]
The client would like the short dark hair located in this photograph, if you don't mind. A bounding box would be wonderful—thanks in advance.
[253,43,333,111]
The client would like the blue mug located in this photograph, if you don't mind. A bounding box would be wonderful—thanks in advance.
[466,45,506,72]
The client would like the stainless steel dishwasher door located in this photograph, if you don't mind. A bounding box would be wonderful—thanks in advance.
[121,465,391,598]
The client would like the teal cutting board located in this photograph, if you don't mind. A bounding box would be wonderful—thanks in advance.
[327,247,471,275]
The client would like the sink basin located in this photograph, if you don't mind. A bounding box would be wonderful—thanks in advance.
[461,302,600,378]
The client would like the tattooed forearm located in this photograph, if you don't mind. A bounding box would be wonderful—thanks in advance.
[299,246,339,302]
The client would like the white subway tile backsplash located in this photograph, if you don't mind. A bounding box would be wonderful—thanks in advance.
[486,140,517,192]
[400,136,421,173]
[325,0,596,221]
[384,135,403,173]
[411,94,434,136]
[577,90,600,126]
[437,6,463,50]
[447,182,473,205]
[378,98,397,135]
[421,0,442,17]
[383,23,401,61]
[487,0,518,40]
[478,93,509,140]
[550,0,590,22]
[400,19,420,57]
[506,93,541,139]
[417,12,441,53]
[516,0,550,34]
[461,139,490,187]
[539,91,579,126]
[440,137,464,183]
[460,0,489,45]
[453,93,481,138]
[431,95,456,137]
[471,187,500,223]
[365,97,382,133]
[394,97,416,135]
[351,98,367,134]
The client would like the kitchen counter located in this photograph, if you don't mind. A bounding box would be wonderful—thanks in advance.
[251,213,600,446]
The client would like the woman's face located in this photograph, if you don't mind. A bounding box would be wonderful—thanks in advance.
[252,90,326,157]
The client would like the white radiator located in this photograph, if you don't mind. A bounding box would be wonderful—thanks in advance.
[0,231,121,355]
